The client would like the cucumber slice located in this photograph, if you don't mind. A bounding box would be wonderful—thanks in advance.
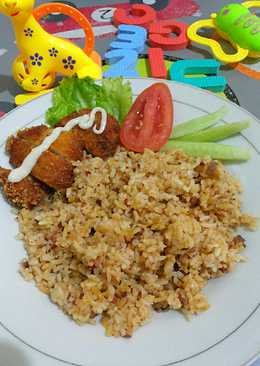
[163,141,250,161]
[174,120,250,142]
[172,106,228,139]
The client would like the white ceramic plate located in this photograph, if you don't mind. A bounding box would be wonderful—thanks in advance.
[0,78,260,366]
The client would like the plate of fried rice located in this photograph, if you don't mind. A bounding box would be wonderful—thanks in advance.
[0,78,260,366]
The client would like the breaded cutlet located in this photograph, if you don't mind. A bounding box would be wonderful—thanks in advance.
[0,167,46,208]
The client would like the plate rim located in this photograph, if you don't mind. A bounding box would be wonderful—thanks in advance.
[1,77,259,125]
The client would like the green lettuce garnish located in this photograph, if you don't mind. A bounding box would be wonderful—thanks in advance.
[46,76,133,127]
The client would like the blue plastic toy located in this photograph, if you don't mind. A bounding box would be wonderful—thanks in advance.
[111,25,147,53]
[104,24,147,77]
[169,59,227,92]
[104,49,139,77]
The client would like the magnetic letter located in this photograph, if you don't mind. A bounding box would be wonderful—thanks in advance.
[169,59,227,92]
[149,20,189,51]
[148,48,167,79]
[111,25,147,53]
[113,4,156,28]
[104,49,139,77]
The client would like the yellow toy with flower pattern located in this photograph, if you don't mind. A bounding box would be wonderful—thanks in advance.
[0,0,102,92]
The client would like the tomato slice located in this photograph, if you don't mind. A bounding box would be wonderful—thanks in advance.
[120,83,173,153]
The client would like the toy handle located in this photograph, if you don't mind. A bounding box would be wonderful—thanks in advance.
[33,3,94,55]
[242,1,260,9]
[187,19,249,63]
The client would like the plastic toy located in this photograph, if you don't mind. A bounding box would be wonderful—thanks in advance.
[108,3,190,78]
[36,1,200,42]
[169,59,227,92]
[104,49,139,77]
[148,20,189,50]
[187,1,260,63]
[0,1,102,93]
[113,4,156,28]
[110,24,147,52]
[148,48,167,79]
[104,24,147,77]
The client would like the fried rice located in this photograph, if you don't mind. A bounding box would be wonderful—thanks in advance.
[18,148,257,337]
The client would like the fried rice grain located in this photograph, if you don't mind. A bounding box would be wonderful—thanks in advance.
[18,148,257,336]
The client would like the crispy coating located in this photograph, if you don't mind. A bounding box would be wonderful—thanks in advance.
[59,109,120,159]
[3,109,120,207]
[51,130,84,162]
[0,167,46,208]
[8,136,32,167]
[17,126,84,162]
[8,136,74,190]
[17,125,50,145]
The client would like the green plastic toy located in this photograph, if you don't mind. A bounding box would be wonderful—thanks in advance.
[187,1,260,63]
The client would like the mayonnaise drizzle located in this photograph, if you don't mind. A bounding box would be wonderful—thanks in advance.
[8,107,107,183]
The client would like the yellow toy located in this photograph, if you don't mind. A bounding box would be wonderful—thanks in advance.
[0,0,102,94]
[187,1,260,64]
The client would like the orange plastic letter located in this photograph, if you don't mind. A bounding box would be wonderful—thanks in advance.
[113,4,156,29]
[149,20,189,51]
[148,48,167,79]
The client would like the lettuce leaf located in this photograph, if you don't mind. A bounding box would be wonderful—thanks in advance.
[102,77,133,123]
[46,76,132,127]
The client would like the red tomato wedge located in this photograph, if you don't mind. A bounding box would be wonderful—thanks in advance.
[120,83,174,153]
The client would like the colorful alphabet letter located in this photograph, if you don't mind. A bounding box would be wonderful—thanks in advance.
[113,4,156,28]
[148,48,167,79]
[169,59,227,92]
[149,20,189,51]
[111,25,147,53]
[104,49,139,77]
[105,23,148,77]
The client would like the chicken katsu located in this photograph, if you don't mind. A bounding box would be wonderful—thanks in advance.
[0,109,120,208]
[0,167,46,208]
